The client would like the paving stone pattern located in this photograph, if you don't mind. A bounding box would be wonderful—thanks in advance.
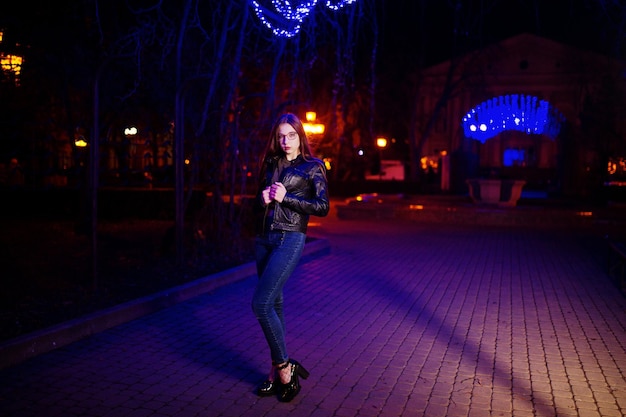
[0,213,625,417]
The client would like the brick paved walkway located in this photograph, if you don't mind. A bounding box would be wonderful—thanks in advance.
[0,206,625,417]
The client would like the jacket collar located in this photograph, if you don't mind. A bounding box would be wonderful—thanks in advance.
[269,154,304,165]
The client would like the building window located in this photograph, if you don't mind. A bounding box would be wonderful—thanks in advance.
[503,148,526,167]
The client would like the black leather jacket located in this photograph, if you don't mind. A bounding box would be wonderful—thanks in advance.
[256,155,330,234]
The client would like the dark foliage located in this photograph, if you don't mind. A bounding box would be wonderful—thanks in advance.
[0,217,255,343]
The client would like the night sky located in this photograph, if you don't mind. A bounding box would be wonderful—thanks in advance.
[2,1,619,60]
[0,1,619,80]
[0,0,622,147]
[378,0,620,68]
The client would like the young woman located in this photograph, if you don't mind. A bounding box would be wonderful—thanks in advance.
[252,113,330,402]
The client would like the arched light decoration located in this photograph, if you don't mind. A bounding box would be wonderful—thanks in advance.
[462,94,565,143]
[250,0,358,38]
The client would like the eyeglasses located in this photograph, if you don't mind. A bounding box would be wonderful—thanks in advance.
[277,132,299,142]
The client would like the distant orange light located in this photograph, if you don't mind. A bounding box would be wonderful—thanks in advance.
[75,138,88,148]
[0,54,23,73]
[1,53,23,85]
[303,112,325,135]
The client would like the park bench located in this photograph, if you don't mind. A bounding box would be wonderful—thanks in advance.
[607,237,626,294]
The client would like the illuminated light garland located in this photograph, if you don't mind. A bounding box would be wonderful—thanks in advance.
[250,0,358,38]
[325,0,357,11]
[462,94,565,144]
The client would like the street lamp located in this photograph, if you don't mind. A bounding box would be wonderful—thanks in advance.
[124,126,138,136]
[74,137,88,148]
[376,137,387,180]
[0,30,24,86]
[303,112,330,171]
[302,112,325,135]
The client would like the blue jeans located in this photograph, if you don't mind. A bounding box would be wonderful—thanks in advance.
[252,230,306,365]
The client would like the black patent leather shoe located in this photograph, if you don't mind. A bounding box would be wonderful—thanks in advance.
[256,379,276,397]
[278,360,310,402]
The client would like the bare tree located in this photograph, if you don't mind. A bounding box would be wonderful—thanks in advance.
[92,0,377,270]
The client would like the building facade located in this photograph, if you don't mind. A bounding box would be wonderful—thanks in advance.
[416,33,626,199]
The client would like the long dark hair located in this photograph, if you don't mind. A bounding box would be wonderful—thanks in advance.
[259,113,317,166]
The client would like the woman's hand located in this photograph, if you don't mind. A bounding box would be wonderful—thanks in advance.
[269,182,286,203]
[261,187,273,205]
[262,182,286,205]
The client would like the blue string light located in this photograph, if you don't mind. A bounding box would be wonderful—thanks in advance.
[250,0,358,38]
[325,0,357,11]
[462,94,565,143]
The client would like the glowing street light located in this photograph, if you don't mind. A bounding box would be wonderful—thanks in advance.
[75,137,88,147]
[303,112,325,135]
[0,30,24,86]
[124,126,138,136]
[376,137,387,181]
[0,54,23,74]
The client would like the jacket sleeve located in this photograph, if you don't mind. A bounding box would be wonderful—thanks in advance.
[282,161,330,217]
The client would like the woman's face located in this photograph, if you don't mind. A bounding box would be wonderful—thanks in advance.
[277,123,301,161]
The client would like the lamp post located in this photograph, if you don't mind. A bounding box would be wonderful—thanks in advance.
[302,111,325,136]
[124,126,137,136]
[303,111,330,171]
[376,137,387,181]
